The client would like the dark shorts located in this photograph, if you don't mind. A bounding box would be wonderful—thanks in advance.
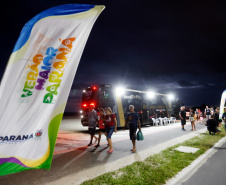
[106,126,115,139]
[88,127,96,135]
[181,119,186,125]
[99,129,106,133]
[129,124,137,140]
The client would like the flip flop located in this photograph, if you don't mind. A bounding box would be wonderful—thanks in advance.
[107,149,113,153]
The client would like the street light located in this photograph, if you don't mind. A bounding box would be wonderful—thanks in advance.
[115,87,125,96]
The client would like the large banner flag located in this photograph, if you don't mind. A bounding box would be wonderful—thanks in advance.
[0,4,104,175]
[219,90,226,119]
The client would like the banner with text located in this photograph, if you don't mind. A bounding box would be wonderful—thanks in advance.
[0,4,104,175]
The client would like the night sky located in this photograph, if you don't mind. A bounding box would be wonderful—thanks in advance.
[0,1,226,111]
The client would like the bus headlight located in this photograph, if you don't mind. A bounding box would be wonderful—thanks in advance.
[147,91,155,99]
[80,110,83,113]
[168,94,174,100]
[115,87,125,96]
[81,115,84,118]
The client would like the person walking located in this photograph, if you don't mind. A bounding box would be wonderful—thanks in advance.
[124,105,142,153]
[200,110,204,124]
[189,108,196,131]
[195,108,200,124]
[205,106,211,120]
[179,106,186,131]
[95,108,107,147]
[87,104,98,146]
[104,107,117,153]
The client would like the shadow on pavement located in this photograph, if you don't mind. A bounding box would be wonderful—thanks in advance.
[0,144,111,185]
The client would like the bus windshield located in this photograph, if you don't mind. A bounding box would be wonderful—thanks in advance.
[82,89,94,100]
[99,89,114,103]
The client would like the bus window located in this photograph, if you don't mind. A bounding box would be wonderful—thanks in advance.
[82,89,93,100]
[123,94,142,112]
[100,90,114,103]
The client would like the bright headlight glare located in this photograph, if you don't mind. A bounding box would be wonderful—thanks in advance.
[147,91,155,98]
[115,87,125,96]
[168,94,174,100]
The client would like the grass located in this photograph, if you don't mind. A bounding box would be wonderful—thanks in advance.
[82,128,225,185]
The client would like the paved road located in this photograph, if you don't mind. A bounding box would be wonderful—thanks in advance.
[182,138,226,185]
[0,116,207,185]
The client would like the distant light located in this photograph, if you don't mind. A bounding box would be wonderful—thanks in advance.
[168,94,174,100]
[92,86,97,90]
[81,115,84,118]
[83,90,86,93]
[82,104,87,107]
[80,110,83,113]
[115,87,125,96]
[147,91,155,99]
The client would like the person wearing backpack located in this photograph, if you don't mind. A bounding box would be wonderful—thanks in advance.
[124,105,141,153]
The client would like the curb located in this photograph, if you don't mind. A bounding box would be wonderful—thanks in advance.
[165,136,226,185]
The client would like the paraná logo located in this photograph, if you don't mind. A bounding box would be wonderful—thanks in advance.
[35,130,42,137]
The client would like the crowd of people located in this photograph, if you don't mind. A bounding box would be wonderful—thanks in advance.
[179,105,226,135]
[87,104,141,153]
[87,104,226,154]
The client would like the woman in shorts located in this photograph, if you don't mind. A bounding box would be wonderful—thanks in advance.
[195,108,200,124]
[104,107,117,153]
[95,108,107,147]
[189,108,196,131]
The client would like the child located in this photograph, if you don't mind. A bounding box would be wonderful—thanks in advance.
[189,109,196,131]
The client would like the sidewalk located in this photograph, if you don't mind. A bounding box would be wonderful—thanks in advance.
[181,136,226,185]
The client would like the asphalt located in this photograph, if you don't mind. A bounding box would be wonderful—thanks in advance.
[0,116,207,185]
[181,136,226,185]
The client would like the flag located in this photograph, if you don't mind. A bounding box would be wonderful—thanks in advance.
[0,4,104,176]
[219,90,226,119]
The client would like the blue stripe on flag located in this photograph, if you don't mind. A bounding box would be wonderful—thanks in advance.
[13,4,95,53]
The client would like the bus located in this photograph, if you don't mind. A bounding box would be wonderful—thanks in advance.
[80,84,180,127]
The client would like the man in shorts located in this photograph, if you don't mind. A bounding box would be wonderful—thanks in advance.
[87,104,98,146]
[124,105,141,153]
[205,106,211,120]
[179,106,186,131]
